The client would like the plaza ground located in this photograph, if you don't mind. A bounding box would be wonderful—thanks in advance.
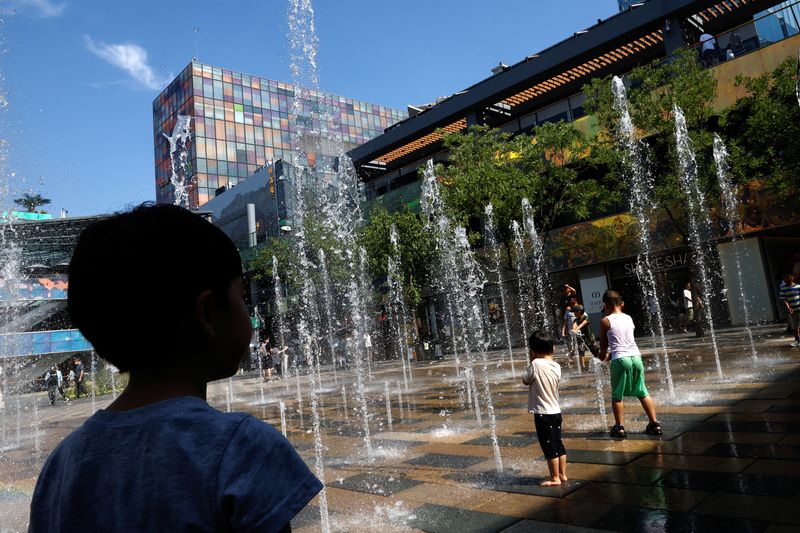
[1,325,799,532]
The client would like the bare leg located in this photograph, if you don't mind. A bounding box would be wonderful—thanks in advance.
[638,395,658,423]
[540,457,561,486]
[612,399,625,426]
[558,454,568,482]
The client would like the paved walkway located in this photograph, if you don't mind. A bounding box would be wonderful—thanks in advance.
[1,325,798,532]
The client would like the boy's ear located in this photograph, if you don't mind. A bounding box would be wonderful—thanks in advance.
[194,290,217,338]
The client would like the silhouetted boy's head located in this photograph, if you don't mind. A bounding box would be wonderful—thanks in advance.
[784,271,796,284]
[528,330,554,358]
[68,204,249,377]
[602,290,624,312]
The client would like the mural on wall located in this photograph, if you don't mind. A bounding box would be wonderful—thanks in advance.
[545,181,799,272]
[546,212,684,271]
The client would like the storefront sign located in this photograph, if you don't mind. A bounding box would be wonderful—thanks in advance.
[579,271,607,315]
[612,251,689,279]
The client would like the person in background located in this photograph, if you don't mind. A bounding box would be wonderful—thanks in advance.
[73,357,86,399]
[683,282,694,333]
[259,338,273,382]
[693,289,706,338]
[729,30,743,55]
[560,285,577,315]
[779,271,800,347]
[281,345,290,378]
[561,299,578,360]
[571,305,596,370]
[700,32,717,67]
[270,345,288,379]
[365,333,373,363]
[45,366,68,405]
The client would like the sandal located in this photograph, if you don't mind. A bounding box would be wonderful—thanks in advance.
[610,424,627,438]
[645,421,663,436]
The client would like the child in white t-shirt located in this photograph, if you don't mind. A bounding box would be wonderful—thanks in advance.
[522,330,567,486]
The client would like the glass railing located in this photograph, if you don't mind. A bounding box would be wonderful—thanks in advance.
[365,180,422,214]
[0,329,92,358]
[535,2,800,132]
[678,0,800,67]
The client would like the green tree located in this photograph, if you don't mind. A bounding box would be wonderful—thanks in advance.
[719,57,800,202]
[250,196,350,293]
[13,192,51,213]
[583,49,719,239]
[437,122,610,260]
[358,204,435,308]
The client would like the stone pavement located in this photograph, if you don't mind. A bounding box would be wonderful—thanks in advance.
[1,325,798,532]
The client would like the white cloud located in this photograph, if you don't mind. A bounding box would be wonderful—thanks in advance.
[84,36,170,91]
[1,0,66,17]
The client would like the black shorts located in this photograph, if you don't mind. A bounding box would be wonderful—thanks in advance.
[534,413,566,460]
[261,355,273,369]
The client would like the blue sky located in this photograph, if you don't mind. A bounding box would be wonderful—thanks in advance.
[1,0,618,216]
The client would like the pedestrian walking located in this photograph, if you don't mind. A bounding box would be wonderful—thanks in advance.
[45,366,68,405]
[73,357,86,399]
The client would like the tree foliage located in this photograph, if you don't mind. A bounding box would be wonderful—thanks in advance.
[436,122,611,256]
[584,49,719,239]
[249,197,350,294]
[13,192,51,213]
[358,204,436,308]
[719,57,800,201]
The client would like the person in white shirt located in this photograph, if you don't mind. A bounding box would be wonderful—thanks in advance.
[523,330,567,486]
[683,282,694,332]
[700,33,717,66]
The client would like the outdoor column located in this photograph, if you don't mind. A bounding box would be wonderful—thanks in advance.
[247,203,257,247]
[662,16,686,58]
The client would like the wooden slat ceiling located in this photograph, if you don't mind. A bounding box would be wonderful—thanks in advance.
[501,29,664,109]
[377,119,467,164]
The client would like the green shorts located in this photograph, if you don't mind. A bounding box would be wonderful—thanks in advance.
[610,355,649,401]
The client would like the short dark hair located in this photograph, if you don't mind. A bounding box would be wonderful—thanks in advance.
[528,330,554,354]
[572,304,585,312]
[603,290,623,307]
[68,204,242,372]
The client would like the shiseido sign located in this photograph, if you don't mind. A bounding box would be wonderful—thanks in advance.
[611,251,689,278]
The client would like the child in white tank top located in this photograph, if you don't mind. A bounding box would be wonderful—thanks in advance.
[597,290,662,438]
[605,313,639,360]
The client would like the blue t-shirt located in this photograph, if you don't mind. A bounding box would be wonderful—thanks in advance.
[30,396,322,532]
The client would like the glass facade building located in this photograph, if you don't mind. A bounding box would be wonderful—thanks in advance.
[153,61,406,208]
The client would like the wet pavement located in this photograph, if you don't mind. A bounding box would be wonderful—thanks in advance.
[1,324,798,532]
